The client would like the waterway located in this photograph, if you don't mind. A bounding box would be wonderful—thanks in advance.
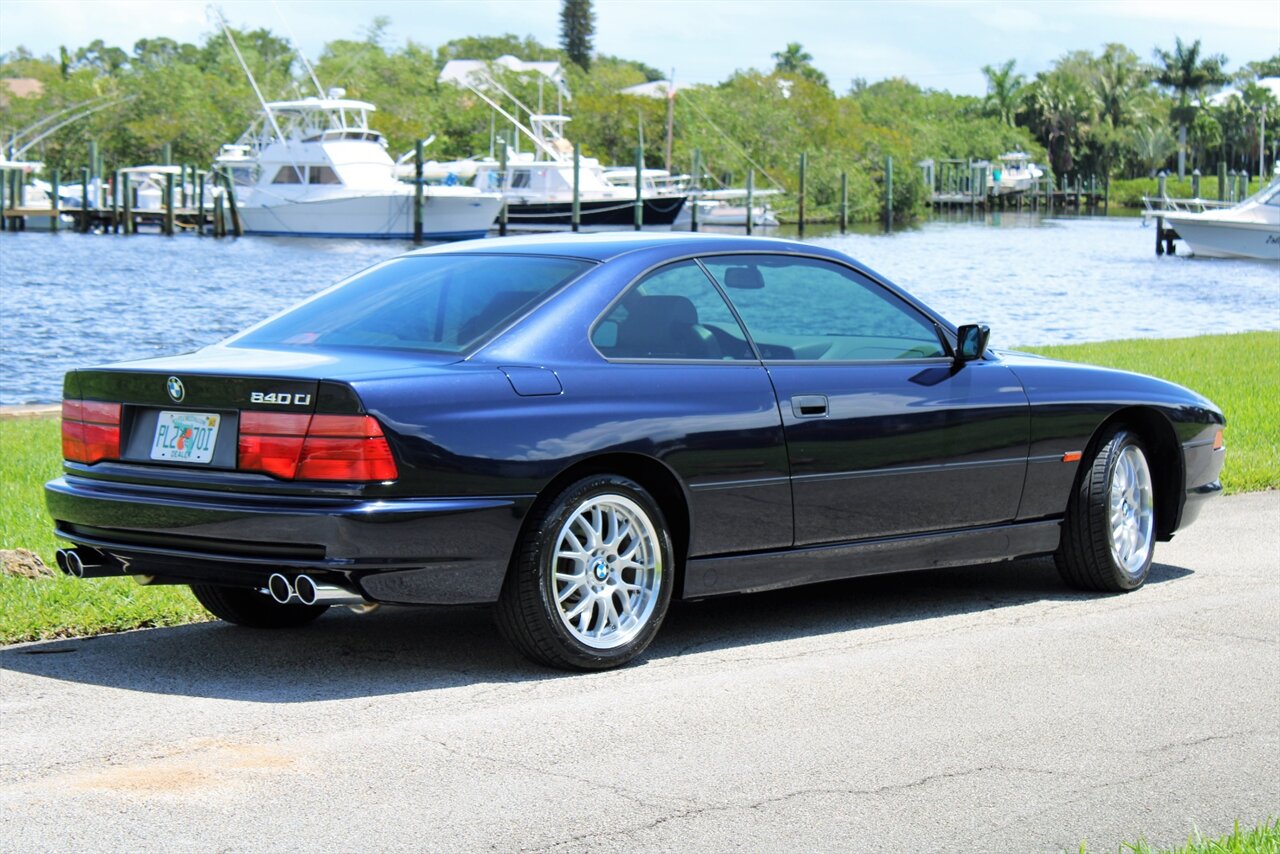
[1,212,1277,405]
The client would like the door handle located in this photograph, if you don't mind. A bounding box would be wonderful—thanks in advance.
[791,394,828,418]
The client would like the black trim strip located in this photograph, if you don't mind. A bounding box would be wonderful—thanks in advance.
[791,456,1028,483]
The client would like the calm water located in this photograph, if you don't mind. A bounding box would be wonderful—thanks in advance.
[1,213,1278,404]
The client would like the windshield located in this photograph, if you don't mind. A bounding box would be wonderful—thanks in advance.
[231,254,593,354]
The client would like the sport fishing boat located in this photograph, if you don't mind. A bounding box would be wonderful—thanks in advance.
[1152,178,1280,260]
[427,114,686,230]
[213,92,502,240]
[601,168,780,228]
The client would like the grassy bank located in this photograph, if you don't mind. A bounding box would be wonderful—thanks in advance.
[1107,176,1265,209]
[0,418,208,644]
[1024,331,1278,494]
[2,331,1276,644]
[1088,817,1280,853]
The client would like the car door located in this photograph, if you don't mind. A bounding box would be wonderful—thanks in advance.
[700,254,1029,546]
[590,260,793,557]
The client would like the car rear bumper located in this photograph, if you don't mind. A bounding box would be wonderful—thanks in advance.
[45,476,533,605]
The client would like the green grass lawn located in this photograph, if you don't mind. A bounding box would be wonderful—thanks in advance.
[1023,331,1279,494]
[0,417,208,644]
[1,331,1276,645]
[1087,817,1280,853]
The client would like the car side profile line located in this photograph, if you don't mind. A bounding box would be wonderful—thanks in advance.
[46,233,1226,670]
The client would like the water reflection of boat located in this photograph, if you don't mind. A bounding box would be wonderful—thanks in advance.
[213,91,502,240]
[1153,179,1280,260]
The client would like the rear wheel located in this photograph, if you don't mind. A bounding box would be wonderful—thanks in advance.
[497,475,674,670]
[1056,428,1156,592]
[190,583,329,628]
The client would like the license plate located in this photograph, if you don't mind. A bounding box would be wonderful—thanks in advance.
[151,411,220,464]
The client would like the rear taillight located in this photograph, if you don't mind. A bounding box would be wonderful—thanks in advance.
[237,413,398,482]
[62,400,121,464]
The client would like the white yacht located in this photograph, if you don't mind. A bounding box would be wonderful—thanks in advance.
[1156,178,1280,260]
[214,92,502,240]
[989,152,1044,195]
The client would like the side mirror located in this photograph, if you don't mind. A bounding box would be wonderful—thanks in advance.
[954,324,990,363]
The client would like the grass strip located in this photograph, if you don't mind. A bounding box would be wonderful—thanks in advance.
[1083,816,1280,853]
[0,418,208,644]
[1023,331,1279,494]
[2,331,1275,644]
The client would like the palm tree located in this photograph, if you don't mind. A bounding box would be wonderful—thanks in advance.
[1154,37,1230,177]
[771,42,829,88]
[981,59,1023,126]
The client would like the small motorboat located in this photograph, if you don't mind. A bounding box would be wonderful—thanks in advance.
[1154,178,1280,260]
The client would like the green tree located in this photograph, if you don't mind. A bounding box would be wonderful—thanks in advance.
[981,59,1023,126]
[1153,37,1229,177]
[771,42,829,89]
[560,0,595,71]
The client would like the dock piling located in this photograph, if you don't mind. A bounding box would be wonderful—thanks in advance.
[163,173,175,236]
[572,142,581,233]
[497,138,508,237]
[121,172,132,235]
[50,169,60,233]
[884,156,893,230]
[413,139,424,244]
[80,167,90,232]
[634,143,644,231]
[797,152,806,237]
[690,148,701,233]
[196,171,206,236]
[746,169,755,235]
[839,171,848,234]
[221,172,243,237]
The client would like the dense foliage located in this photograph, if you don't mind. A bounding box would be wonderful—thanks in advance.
[1,23,1276,221]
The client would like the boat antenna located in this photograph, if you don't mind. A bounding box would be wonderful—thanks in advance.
[271,0,324,97]
[209,5,286,144]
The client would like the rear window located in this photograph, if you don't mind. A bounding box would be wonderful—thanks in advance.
[232,255,593,354]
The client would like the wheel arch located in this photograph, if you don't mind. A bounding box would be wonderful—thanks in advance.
[1081,406,1184,540]
[516,453,693,592]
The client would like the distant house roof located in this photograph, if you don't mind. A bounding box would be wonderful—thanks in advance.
[439,56,570,99]
[618,79,677,99]
[0,78,44,107]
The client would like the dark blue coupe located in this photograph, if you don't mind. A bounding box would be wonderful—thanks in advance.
[46,234,1226,669]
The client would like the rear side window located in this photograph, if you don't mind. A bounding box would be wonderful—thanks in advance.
[232,255,593,354]
[592,261,754,360]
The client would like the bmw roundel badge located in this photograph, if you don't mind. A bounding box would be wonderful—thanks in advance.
[166,376,185,403]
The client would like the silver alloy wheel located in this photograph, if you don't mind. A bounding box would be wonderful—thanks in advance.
[550,493,662,650]
[1108,444,1155,577]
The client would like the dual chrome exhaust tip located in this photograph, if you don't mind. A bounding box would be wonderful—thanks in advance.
[55,547,123,578]
[266,572,369,608]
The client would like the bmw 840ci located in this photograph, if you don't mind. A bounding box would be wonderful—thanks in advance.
[46,233,1226,670]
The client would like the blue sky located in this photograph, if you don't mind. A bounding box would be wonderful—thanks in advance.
[1,0,1277,96]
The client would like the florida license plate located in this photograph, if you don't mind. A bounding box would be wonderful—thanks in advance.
[151,411,220,464]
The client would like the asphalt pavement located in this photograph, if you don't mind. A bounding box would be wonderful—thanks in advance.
[2,491,1277,853]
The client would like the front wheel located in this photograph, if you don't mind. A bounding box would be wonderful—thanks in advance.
[1056,428,1157,592]
[190,583,329,628]
[496,475,674,670]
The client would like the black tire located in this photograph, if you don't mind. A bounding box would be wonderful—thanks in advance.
[1055,427,1157,592]
[189,583,329,628]
[496,475,675,671]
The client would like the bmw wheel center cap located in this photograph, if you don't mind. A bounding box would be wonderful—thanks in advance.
[592,558,609,582]
[167,376,185,403]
